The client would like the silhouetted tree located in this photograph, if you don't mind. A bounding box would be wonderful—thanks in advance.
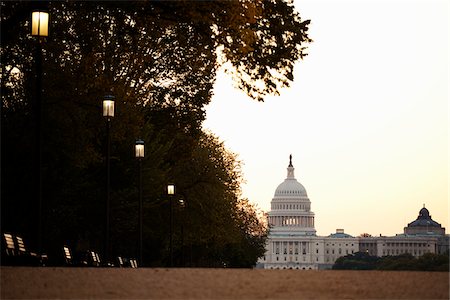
[333,252,380,270]
[359,233,372,237]
[333,252,449,272]
[1,0,310,267]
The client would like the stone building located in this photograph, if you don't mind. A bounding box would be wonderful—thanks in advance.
[358,235,438,257]
[404,205,445,236]
[257,156,448,269]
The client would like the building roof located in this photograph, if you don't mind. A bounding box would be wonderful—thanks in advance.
[328,232,354,238]
[328,229,354,238]
[407,206,442,228]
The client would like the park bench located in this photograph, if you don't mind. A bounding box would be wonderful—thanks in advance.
[63,246,73,265]
[76,250,123,267]
[88,250,101,266]
[115,256,137,268]
[76,250,101,266]
[1,233,43,266]
[3,233,16,256]
[130,258,138,268]
[117,256,124,267]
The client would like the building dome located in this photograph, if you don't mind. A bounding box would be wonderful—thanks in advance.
[273,154,307,198]
[408,205,440,228]
[419,207,430,218]
[404,205,445,236]
[268,155,316,236]
[274,180,307,197]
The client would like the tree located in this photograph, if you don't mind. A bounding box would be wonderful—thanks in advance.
[359,233,372,237]
[1,0,310,266]
[333,252,449,272]
[333,252,380,270]
[224,198,268,267]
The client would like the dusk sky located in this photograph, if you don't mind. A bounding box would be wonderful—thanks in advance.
[204,0,448,237]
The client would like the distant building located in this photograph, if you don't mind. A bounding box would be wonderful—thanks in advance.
[404,206,445,236]
[358,236,439,257]
[257,156,448,270]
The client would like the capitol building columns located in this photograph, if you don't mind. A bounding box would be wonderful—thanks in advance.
[269,216,315,228]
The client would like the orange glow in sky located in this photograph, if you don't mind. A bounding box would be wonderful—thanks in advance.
[204,0,448,236]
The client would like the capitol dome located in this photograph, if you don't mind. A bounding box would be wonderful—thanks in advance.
[274,155,307,197]
[274,179,307,197]
[268,155,316,236]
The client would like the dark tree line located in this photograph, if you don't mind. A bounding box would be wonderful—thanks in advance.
[1,0,310,267]
[333,252,449,272]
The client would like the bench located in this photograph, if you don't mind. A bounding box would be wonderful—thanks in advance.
[117,256,124,267]
[63,246,72,265]
[115,256,138,268]
[1,233,43,266]
[129,258,138,268]
[91,251,101,266]
[3,233,16,256]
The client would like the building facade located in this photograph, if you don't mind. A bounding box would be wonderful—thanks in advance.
[258,156,448,270]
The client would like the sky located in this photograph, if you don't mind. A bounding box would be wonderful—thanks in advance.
[203,0,449,237]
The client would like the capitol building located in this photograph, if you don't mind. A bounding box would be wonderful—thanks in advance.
[258,156,448,270]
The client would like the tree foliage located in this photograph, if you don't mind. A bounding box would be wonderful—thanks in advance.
[333,252,449,272]
[1,0,308,267]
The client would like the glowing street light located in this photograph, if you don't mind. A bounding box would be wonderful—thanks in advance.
[167,184,175,196]
[30,9,49,254]
[31,11,49,37]
[135,140,144,158]
[103,94,115,262]
[135,139,144,265]
[179,198,186,267]
[167,184,175,267]
[102,95,115,119]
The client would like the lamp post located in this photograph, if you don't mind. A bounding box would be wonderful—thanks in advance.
[135,139,144,266]
[31,9,49,254]
[179,199,185,267]
[103,94,115,262]
[167,184,175,267]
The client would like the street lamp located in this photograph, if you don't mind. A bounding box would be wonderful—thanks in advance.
[135,140,144,158]
[135,139,144,266]
[31,11,49,37]
[167,184,175,267]
[167,184,175,196]
[103,95,115,118]
[31,9,49,254]
[179,199,185,267]
[103,94,115,262]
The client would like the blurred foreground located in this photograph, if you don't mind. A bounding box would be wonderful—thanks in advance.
[1,267,449,299]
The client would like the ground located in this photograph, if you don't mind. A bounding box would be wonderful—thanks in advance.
[1,267,449,299]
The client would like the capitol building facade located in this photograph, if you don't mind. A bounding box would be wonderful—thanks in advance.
[257,156,448,270]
